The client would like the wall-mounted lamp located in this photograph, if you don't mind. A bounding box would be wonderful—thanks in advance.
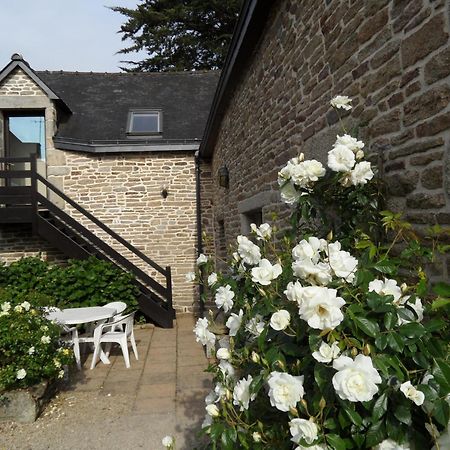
[161,187,169,198]
[218,166,229,188]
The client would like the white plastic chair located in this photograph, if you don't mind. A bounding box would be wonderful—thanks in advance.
[102,301,127,331]
[90,312,138,369]
[42,307,82,370]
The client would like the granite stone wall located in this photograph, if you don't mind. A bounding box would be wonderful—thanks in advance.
[206,0,450,279]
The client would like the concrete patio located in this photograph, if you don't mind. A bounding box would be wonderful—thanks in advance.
[0,314,213,450]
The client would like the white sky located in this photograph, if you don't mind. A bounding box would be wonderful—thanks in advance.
[0,0,146,72]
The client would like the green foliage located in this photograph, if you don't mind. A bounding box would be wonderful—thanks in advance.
[0,305,73,391]
[0,256,139,310]
[111,0,242,71]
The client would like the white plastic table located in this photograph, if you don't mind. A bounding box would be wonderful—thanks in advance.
[47,306,117,365]
[47,306,117,325]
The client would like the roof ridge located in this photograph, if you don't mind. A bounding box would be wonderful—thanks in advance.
[36,70,220,76]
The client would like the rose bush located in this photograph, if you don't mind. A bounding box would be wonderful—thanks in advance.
[0,301,73,391]
[190,96,449,449]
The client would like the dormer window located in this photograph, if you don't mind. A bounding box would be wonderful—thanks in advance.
[127,109,162,135]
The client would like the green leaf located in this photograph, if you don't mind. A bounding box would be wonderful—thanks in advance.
[433,282,450,297]
[354,316,380,338]
[398,322,426,339]
[375,334,388,351]
[431,297,450,311]
[314,364,330,392]
[394,403,411,425]
[326,434,346,450]
[384,311,397,330]
[373,259,396,275]
[323,418,337,430]
[433,359,450,392]
[387,332,404,352]
[365,420,385,447]
[372,392,388,421]
[341,402,363,426]
[432,398,450,427]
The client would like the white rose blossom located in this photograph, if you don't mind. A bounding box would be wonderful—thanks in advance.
[374,439,411,450]
[298,287,345,330]
[292,258,332,286]
[335,134,364,153]
[41,335,51,344]
[226,309,243,336]
[216,347,231,360]
[290,160,326,187]
[312,341,341,363]
[162,436,174,448]
[332,355,381,402]
[330,95,352,110]
[28,346,35,355]
[232,375,256,411]
[16,369,27,380]
[237,235,261,265]
[14,304,23,313]
[270,310,291,331]
[250,223,272,241]
[252,432,262,442]
[328,144,356,172]
[350,161,374,185]
[397,295,424,325]
[1,302,11,312]
[295,445,328,450]
[245,315,265,337]
[193,317,216,350]
[207,272,218,286]
[369,278,403,302]
[185,271,196,282]
[251,258,282,285]
[218,360,235,379]
[292,237,326,263]
[20,301,31,311]
[215,285,235,312]
[205,404,220,417]
[400,381,425,406]
[202,414,213,429]
[327,241,358,283]
[267,371,305,412]
[289,418,319,445]
[196,253,208,265]
[284,281,304,304]
[280,181,301,205]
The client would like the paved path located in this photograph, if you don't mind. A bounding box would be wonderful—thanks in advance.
[0,314,212,450]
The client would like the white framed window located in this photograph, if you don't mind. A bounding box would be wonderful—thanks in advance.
[127,109,162,135]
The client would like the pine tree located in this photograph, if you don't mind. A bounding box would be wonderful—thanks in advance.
[112,0,242,72]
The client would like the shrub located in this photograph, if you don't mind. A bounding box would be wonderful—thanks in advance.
[0,256,139,310]
[190,96,450,449]
[0,302,73,391]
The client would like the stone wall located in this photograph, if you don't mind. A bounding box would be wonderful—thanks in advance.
[0,68,61,265]
[206,0,450,279]
[51,150,198,312]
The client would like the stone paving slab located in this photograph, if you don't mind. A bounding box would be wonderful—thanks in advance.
[0,314,212,450]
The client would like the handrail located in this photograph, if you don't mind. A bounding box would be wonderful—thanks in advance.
[35,173,168,276]
[0,155,173,311]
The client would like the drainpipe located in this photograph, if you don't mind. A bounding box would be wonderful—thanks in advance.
[195,150,205,316]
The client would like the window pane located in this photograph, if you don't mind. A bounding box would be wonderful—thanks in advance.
[131,113,159,133]
[8,115,46,159]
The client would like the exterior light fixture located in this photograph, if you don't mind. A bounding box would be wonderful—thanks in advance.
[161,187,169,198]
[218,166,229,188]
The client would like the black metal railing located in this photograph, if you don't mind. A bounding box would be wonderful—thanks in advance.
[0,154,173,313]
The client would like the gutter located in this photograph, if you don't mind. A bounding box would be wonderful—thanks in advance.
[195,150,205,316]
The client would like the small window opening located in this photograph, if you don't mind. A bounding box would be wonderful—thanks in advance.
[127,110,162,135]
[240,209,263,235]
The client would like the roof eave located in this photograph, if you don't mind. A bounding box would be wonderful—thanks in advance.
[199,0,272,160]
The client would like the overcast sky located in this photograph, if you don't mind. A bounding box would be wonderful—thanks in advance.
[0,0,146,72]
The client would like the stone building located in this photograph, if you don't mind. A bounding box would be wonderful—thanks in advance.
[199,0,450,280]
[0,54,219,323]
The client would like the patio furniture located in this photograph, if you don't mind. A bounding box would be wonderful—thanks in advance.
[90,312,138,369]
[42,307,82,370]
[102,301,127,331]
[46,306,117,368]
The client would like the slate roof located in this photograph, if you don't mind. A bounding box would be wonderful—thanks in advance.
[37,70,219,144]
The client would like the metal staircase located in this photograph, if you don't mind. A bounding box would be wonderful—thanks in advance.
[0,155,174,328]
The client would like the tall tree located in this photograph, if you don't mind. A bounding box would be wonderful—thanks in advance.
[112,0,243,72]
